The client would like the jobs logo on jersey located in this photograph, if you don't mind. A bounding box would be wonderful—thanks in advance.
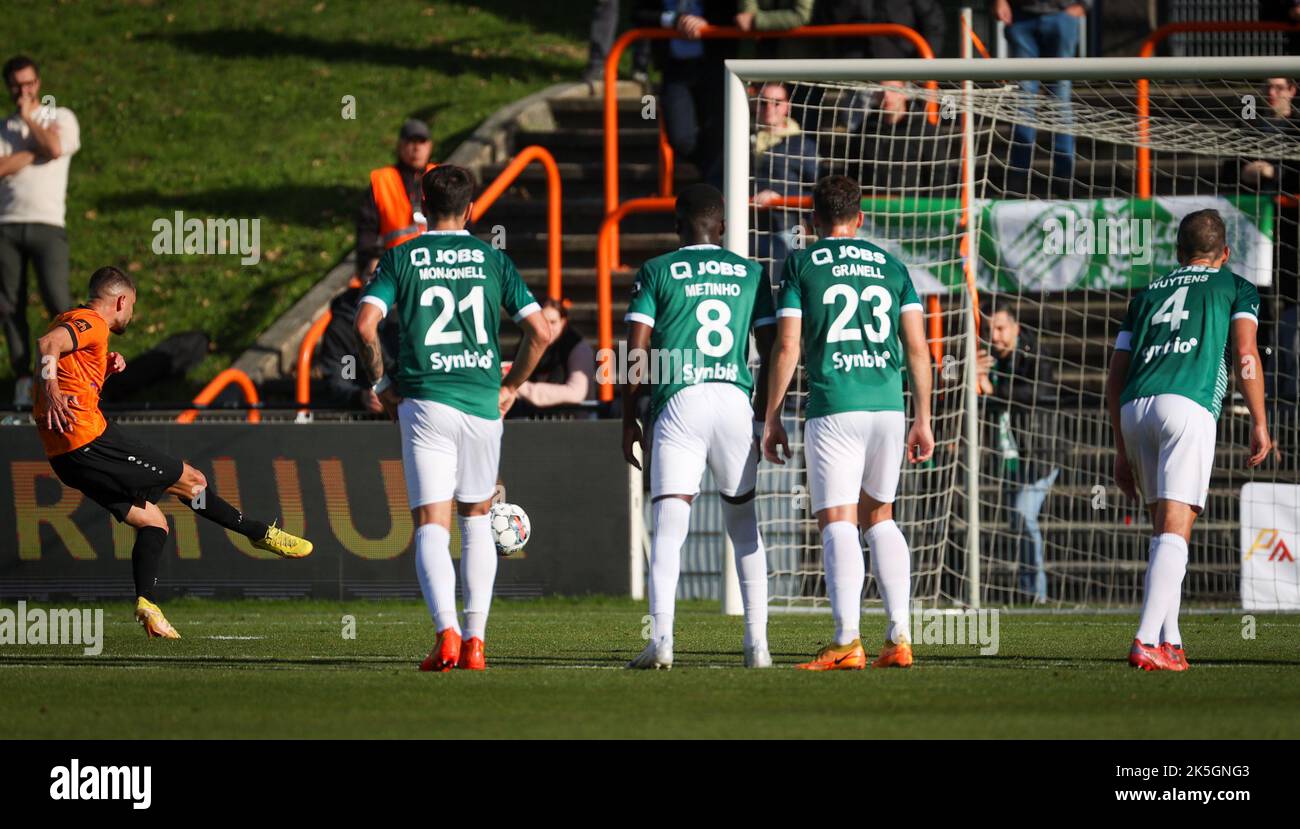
[670,260,748,279]
[812,245,887,266]
[410,247,486,266]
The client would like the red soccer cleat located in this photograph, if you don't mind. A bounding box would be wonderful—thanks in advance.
[1161,642,1189,672]
[419,627,462,672]
[457,637,486,671]
[1128,638,1173,671]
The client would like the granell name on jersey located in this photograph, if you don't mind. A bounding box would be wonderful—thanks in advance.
[684,282,742,298]
[833,349,891,372]
[813,244,889,279]
[1141,335,1199,364]
[684,361,740,383]
[430,349,495,372]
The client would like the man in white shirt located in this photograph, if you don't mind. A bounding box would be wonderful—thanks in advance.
[0,55,80,408]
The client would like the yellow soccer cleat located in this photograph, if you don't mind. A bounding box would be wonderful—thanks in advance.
[796,639,867,671]
[135,597,181,639]
[254,522,313,558]
[872,636,914,668]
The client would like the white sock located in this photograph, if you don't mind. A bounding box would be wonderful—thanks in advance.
[458,514,497,641]
[721,498,768,650]
[415,523,459,634]
[822,521,865,645]
[1159,537,1188,646]
[865,519,912,644]
[1136,533,1188,646]
[649,497,691,647]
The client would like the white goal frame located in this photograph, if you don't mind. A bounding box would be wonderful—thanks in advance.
[721,55,1300,612]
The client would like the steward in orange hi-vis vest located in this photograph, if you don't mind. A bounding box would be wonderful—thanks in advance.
[371,161,437,249]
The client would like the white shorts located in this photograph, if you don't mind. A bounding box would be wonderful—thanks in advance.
[1120,394,1216,511]
[805,410,906,513]
[650,383,758,500]
[398,398,502,509]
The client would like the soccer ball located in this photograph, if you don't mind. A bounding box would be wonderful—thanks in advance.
[489,502,530,556]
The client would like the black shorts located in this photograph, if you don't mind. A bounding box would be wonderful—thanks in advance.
[48,421,185,522]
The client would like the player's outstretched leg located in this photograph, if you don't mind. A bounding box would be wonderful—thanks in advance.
[720,493,770,668]
[456,501,497,671]
[628,495,690,670]
[798,514,867,671]
[863,495,914,669]
[170,464,312,558]
[124,501,179,639]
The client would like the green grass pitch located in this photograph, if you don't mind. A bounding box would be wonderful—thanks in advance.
[1,598,1298,739]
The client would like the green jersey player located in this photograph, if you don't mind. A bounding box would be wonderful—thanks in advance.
[356,165,553,673]
[620,183,777,670]
[1106,208,1275,672]
[762,175,935,672]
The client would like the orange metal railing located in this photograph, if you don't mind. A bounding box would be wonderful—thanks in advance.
[294,146,563,410]
[603,24,939,268]
[178,368,261,423]
[1136,21,1300,198]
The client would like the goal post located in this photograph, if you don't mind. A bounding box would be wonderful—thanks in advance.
[723,55,1300,611]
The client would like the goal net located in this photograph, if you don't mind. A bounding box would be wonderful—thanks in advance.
[723,56,1300,610]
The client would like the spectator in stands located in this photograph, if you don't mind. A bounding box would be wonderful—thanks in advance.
[736,1,814,58]
[752,82,819,282]
[316,283,397,413]
[977,305,1059,604]
[993,0,1089,193]
[634,1,738,184]
[807,1,943,138]
[507,298,597,419]
[0,55,79,408]
[584,2,651,87]
[1240,77,1300,405]
[355,118,436,281]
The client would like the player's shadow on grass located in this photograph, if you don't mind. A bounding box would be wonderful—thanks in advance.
[148,28,574,81]
[97,184,361,230]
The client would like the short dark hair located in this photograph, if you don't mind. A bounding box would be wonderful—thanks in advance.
[675,183,724,229]
[88,266,135,299]
[813,175,862,226]
[3,55,37,85]
[422,165,475,220]
[1177,209,1227,262]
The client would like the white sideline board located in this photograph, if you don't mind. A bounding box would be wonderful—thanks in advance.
[1240,483,1300,610]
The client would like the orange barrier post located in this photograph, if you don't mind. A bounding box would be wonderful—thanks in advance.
[926,294,943,368]
[295,309,334,412]
[178,368,261,424]
[606,24,938,268]
[471,144,564,301]
[1135,22,1300,199]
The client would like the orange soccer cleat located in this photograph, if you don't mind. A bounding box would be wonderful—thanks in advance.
[1161,642,1189,672]
[872,637,914,669]
[1128,638,1174,671]
[457,637,486,671]
[419,627,462,673]
[796,639,867,671]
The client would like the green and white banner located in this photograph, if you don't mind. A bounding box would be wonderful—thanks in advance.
[856,195,1275,293]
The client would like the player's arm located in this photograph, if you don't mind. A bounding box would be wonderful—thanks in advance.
[761,315,801,464]
[621,320,652,470]
[1105,347,1136,500]
[35,325,78,432]
[900,309,934,463]
[500,309,554,416]
[354,301,398,417]
[1231,316,1275,467]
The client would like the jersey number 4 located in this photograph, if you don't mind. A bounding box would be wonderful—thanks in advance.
[824,284,892,344]
[421,285,488,346]
[1150,286,1191,332]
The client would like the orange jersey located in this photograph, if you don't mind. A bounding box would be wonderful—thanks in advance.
[34,306,110,456]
